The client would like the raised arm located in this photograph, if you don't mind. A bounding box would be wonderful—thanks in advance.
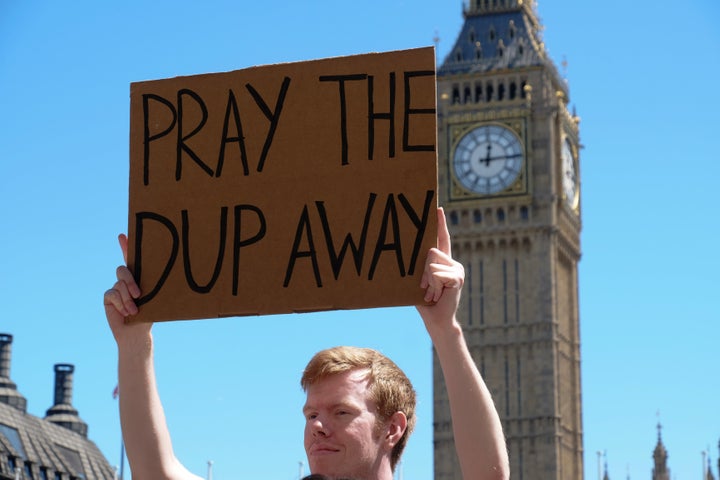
[104,234,201,480]
[416,209,509,480]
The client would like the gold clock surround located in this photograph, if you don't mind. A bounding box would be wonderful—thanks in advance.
[447,120,529,202]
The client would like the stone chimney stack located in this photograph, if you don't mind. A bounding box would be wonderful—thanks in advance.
[53,363,74,406]
[0,333,27,412]
[44,363,88,437]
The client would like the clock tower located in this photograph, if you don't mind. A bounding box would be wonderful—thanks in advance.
[434,1,583,479]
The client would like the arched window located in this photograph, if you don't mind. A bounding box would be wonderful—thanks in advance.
[509,82,517,99]
[497,208,506,222]
[486,82,494,102]
[475,84,483,103]
[452,85,461,104]
[498,83,505,100]
[520,206,529,221]
[464,85,472,103]
[450,211,459,225]
[474,209,483,223]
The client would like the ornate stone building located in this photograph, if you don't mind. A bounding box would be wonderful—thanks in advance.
[0,334,115,479]
[598,425,719,479]
[434,1,583,479]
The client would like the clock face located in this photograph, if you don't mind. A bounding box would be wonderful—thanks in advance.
[561,138,578,208]
[452,124,524,195]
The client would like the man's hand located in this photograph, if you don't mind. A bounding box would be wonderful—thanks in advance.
[103,234,151,345]
[416,207,465,332]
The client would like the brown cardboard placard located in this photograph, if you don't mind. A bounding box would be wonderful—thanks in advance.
[127,47,437,323]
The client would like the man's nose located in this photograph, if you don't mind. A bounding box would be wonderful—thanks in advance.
[311,416,330,437]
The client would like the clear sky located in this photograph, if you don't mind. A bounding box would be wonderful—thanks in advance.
[1,1,718,479]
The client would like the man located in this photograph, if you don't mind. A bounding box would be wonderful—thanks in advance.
[104,208,509,480]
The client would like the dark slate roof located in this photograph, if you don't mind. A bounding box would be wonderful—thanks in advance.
[439,10,545,76]
[0,401,115,480]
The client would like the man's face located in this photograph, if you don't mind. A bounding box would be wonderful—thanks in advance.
[303,369,388,479]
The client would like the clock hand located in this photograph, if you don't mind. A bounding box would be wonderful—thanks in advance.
[484,144,492,166]
[483,152,522,163]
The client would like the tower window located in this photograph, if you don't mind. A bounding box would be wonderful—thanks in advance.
[464,85,472,103]
[473,209,482,223]
[520,206,529,220]
[489,27,496,41]
[486,83,494,102]
[475,84,483,102]
[452,85,460,104]
[498,83,505,100]
[509,82,517,99]
[450,211,459,225]
[469,30,476,44]
[455,49,463,62]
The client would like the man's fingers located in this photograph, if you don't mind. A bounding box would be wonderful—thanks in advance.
[116,265,141,298]
[104,282,138,317]
[422,263,465,303]
[436,207,452,257]
[118,234,129,265]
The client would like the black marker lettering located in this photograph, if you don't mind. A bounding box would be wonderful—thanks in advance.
[245,76,291,172]
[176,88,213,181]
[142,94,177,186]
[368,194,405,280]
[181,207,228,294]
[284,205,322,288]
[232,205,267,296]
[403,70,435,152]
[367,73,395,160]
[319,74,367,166]
[315,193,377,280]
[133,212,180,307]
[216,90,249,177]
[398,190,435,275]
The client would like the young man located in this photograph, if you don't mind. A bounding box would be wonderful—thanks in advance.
[104,208,509,480]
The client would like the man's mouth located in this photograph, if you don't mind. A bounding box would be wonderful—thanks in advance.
[309,444,341,455]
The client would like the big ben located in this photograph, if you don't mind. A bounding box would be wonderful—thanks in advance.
[434,1,583,479]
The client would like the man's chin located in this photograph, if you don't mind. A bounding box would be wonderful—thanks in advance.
[308,464,355,480]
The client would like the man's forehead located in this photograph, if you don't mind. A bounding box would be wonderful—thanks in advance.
[303,369,373,409]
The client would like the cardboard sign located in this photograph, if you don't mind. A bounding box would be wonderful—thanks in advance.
[127,47,438,322]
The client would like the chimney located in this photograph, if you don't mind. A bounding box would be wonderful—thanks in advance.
[0,333,27,412]
[45,363,88,437]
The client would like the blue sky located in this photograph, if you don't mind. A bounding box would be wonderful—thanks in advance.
[1,1,719,479]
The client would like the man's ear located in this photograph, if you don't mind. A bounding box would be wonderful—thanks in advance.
[384,411,408,447]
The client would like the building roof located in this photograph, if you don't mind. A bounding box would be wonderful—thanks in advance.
[0,334,115,480]
[439,8,544,76]
[438,1,568,100]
